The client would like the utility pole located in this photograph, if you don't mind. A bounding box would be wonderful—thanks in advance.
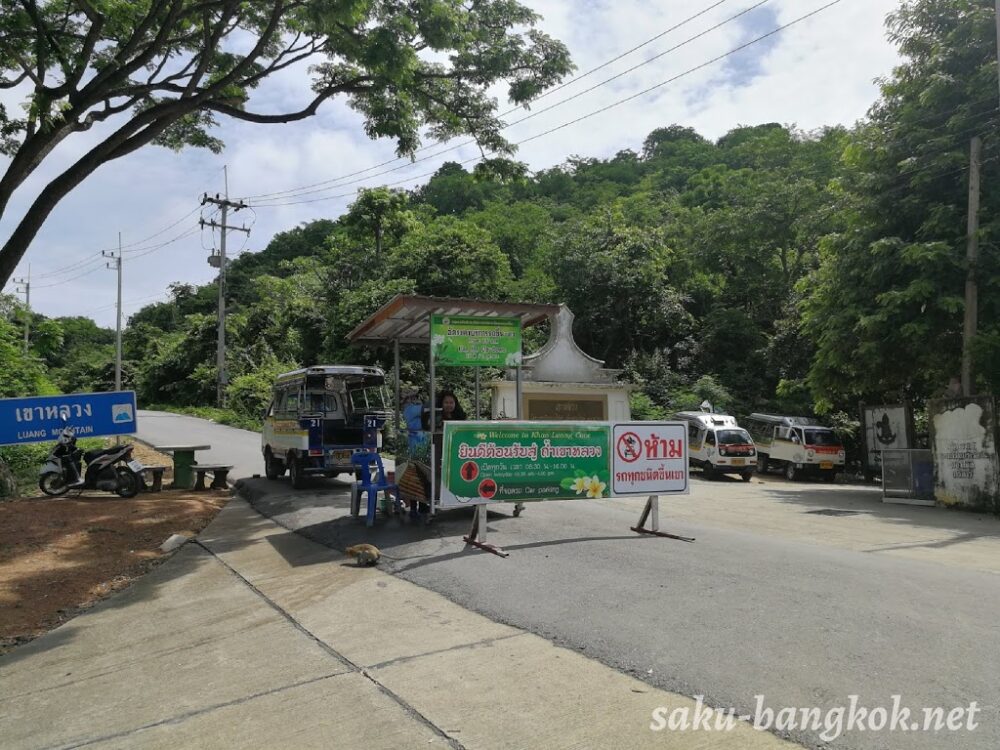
[102,234,123,392]
[201,167,249,407]
[962,136,982,397]
[995,0,1000,108]
[13,265,30,353]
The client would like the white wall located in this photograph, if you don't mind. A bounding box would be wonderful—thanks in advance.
[930,396,1000,510]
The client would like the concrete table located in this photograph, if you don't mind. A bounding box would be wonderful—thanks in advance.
[155,444,211,489]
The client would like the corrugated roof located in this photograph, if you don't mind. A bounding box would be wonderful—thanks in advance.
[346,294,560,346]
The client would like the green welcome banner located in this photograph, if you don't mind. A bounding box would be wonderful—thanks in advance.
[439,421,611,506]
[431,314,522,367]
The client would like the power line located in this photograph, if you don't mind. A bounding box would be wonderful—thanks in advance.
[250,0,849,208]
[248,0,774,205]
[241,0,751,202]
[32,264,105,289]
[30,205,204,280]
[31,225,203,288]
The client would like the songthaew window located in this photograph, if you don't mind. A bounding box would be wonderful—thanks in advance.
[305,393,340,414]
[805,429,841,446]
[717,429,752,445]
[349,386,388,411]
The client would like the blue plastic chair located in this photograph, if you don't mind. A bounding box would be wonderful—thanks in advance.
[350,452,399,527]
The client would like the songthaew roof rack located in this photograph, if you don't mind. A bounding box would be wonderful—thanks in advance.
[748,413,816,427]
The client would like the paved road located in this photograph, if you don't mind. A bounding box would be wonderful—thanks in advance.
[136,410,263,480]
[148,412,1000,750]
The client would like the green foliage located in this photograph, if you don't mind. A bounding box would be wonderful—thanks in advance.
[0,306,51,398]
[629,392,669,421]
[0,0,574,286]
[550,206,690,366]
[670,375,735,414]
[10,0,997,431]
[388,217,513,299]
[801,0,1000,405]
[226,359,298,424]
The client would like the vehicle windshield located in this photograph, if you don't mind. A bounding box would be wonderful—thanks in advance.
[304,392,340,414]
[804,429,841,446]
[717,429,752,444]
[349,386,388,411]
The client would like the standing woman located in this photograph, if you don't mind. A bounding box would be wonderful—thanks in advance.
[439,390,467,423]
[421,390,467,513]
[422,389,467,431]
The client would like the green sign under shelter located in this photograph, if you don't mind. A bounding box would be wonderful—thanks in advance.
[431,314,522,367]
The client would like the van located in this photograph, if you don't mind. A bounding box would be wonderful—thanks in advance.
[262,365,390,488]
[745,413,845,482]
[674,411,757,481]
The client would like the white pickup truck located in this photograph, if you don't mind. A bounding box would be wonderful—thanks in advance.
[746,413,845,482]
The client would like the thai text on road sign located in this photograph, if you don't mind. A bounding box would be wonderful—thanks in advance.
[439,421,611,507]
[431,314,522,367]
[612,422,689,496]
[0,391,138,446]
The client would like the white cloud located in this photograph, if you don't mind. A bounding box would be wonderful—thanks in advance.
[1,0,902,327]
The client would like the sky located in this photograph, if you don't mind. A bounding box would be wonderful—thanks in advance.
[0,0,903,329]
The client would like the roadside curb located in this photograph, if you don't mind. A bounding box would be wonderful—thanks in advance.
[219,492,800,749]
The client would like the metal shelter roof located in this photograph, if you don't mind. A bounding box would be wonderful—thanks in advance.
[346,294,561,346]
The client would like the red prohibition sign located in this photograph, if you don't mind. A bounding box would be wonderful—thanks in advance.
[478,478,498,499]
[461,461,479,482]
[616,432,643,463]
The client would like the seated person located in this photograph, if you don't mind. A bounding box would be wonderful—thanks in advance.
[421,390,466,432]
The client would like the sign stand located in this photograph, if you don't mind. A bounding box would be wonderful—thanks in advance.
[631,495,695,542]
[463,506,509,558]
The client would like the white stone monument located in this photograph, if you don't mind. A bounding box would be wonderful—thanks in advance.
[490,305,632,421]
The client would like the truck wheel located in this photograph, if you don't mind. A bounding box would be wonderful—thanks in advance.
[822,472,838,484]
[757,456,768,475]
[785,462,797,481]
[289,454,306,490]
[702,463,714,479]
[264,449,284,480]
[741,471,753,483]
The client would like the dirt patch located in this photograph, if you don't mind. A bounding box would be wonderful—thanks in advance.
[0,488,228,655]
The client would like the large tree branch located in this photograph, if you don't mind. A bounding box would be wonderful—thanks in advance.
[46,11,105,99]
[73,0,179,108]
[9,48,45,87]
[204,79,371,123]
[183,0,242,95]
[0,100,197,285]
[20,0,72,75]
[0,70,29,89]
[208,0,291,91]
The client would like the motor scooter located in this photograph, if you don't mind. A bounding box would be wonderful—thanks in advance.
[38,426,141,498]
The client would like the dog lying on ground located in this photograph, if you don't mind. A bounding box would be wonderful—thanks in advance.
[345,543,381,566]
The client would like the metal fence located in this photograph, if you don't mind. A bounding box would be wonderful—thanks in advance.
[880,449,935,505]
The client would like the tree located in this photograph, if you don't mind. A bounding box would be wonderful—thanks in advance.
[801,0,1000,405]
[550,207,691,366]
[388,216,513,299]
[0,313,49,397]
[468,200,553,278]
[0,0,572,284]
[341,188,412,261]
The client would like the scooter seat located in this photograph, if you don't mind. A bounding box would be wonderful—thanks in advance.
[83,447,120,463]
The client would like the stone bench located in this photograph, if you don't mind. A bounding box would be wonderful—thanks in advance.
[138,466,170,493]
[192,464,234,491]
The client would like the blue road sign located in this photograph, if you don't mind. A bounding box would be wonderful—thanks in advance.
[0,391,138,446]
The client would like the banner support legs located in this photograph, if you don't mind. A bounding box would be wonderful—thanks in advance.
[631,495,695,542]
[463,506,509,557]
